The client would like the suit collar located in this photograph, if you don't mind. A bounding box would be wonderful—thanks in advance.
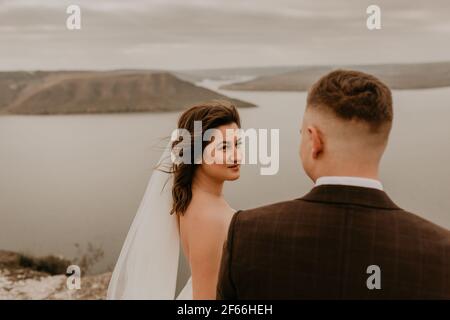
[299,185,400,210]
[315,176,383,191]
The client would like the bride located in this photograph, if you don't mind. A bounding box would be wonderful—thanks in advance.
[107,100,242,300]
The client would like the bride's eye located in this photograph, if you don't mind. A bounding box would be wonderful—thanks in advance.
[217,142,228,151]
[220,140,239,151]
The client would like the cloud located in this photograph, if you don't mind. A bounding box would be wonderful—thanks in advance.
[0,0,449,70]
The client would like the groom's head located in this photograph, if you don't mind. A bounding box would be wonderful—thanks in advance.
[300,70,393,182]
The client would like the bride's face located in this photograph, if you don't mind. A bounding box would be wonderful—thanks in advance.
[199,122,242,182]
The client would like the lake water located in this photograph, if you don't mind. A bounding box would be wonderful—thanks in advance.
[1,80,450,274]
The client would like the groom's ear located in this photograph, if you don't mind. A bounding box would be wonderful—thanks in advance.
[307,126,324,159]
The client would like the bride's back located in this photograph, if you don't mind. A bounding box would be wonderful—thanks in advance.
[179,189,235,264]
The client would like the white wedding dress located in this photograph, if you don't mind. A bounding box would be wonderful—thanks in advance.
[107,144,193,300]
[176,278,193,300]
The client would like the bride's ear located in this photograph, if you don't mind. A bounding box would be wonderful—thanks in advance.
[308,126,324,159]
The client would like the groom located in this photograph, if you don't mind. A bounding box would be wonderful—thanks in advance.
[217,70,450,299]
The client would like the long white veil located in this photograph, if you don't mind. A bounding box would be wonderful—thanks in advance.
[107,144,181,299]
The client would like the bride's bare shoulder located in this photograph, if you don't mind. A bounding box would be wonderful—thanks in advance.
[183,201,220,223]
[181,197,233,232]
[181,199,234,259]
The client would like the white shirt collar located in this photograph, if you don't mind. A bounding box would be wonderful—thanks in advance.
[315,176,383,191]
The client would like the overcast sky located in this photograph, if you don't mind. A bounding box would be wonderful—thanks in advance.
[1,0,449,70]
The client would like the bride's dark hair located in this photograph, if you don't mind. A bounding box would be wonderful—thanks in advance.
[169,100,241,215]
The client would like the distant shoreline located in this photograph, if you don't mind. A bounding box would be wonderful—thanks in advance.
[2,62,450,115]
[217,61,450,92]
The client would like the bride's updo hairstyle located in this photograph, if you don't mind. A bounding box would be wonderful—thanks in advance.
[170,100,241,215]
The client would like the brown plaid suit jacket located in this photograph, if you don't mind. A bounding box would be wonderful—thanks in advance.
[217,185,450,299]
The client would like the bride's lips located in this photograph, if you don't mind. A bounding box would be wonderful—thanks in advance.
[227,164,240,170]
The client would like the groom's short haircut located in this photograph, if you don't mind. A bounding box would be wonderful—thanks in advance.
[307,70,393,134]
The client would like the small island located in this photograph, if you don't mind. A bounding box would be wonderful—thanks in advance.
[0,71,255,115]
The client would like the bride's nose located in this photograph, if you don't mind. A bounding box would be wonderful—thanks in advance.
[227,145,242,164]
